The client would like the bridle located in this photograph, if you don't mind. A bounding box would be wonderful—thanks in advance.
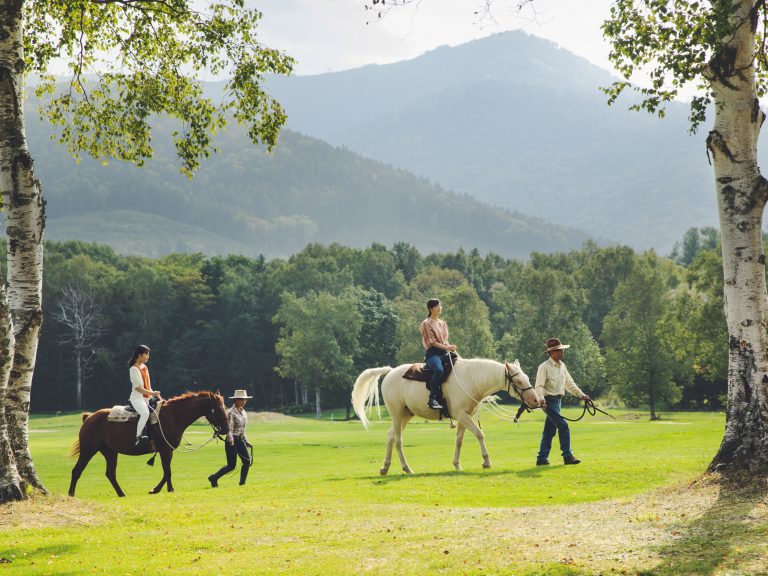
[207,396,229,439]
[504,366,533,399]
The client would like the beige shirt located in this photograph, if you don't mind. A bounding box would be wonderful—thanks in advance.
[535,357,585,398]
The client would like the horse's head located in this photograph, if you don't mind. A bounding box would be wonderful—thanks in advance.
[504,360,541,408]
[205,391,229,438]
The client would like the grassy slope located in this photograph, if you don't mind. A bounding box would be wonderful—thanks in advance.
[2,409,766,575]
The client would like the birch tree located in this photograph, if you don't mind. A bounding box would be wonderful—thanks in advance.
[603,0,768,479]
[0,1,292,503]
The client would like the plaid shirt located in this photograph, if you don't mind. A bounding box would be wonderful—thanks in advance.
[227,406,248,442]
[419,317,449,350]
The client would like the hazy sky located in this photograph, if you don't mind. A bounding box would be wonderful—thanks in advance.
[257,0,615,75]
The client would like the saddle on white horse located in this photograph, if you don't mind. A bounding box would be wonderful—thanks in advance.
[402,352,459,383]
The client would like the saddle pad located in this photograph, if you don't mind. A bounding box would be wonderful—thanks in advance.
[107,403,161,423]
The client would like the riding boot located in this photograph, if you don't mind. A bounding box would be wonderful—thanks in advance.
[239,465,250,486]
[427,381,443,410]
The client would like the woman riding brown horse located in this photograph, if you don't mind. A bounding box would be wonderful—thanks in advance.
[69,391,229,497]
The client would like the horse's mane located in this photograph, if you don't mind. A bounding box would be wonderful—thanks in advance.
[164,390,219,405]
[456,357,504,385]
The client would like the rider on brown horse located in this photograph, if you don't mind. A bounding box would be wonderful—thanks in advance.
[128,345,162,446]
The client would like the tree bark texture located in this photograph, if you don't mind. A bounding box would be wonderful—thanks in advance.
[707,0,768,477]
[0,0,46,495]
[0,283,21,503]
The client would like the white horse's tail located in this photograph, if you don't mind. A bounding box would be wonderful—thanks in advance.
[351,366,392,430]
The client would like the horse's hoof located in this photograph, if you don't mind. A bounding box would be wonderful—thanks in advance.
[482,462,492,469]
[379,467,389,476]
[454,466,462,472]
[403,467,413,474]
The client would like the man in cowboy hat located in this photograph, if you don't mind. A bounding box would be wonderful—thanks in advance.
[534,338,590,466]
[207,389,253,487]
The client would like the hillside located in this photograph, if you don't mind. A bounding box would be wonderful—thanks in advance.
[264,30,755,251]
[22,110,593,260]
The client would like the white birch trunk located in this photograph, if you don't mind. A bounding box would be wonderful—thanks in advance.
[0,282,21,503]
[707,0,768,476]
[0,0,46,493]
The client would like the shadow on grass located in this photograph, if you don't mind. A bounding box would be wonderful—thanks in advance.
[0,543,81,573]
[638,481,768,576]
[325,465,553,483]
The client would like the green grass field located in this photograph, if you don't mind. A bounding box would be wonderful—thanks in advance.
[2,408,767,575]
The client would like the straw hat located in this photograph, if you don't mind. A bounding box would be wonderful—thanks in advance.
[545,338,570,353]
[229,389,252,399]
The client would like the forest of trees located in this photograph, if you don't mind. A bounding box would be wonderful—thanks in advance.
[16,227,729,419]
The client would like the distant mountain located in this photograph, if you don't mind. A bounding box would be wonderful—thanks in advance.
[20,109,593,260]
[264,30,754,252]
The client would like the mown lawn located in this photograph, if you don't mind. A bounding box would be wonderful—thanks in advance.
[2,407,766,575]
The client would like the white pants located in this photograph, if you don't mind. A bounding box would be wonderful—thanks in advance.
[130,396,150,438]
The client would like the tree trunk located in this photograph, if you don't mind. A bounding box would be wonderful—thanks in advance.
[0,283,22,503]
[707,1,768,477]
[0,0,46,493]
[75,348,82,409]
[315,387,321,419]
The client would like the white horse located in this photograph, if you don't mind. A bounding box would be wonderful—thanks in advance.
[351,358,541,474]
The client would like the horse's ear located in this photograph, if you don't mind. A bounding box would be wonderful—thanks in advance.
[504,361,511,372]
[215,388,221,396]
[513,359,520,366]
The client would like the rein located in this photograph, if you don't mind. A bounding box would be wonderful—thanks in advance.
[447,355,534,424]
[147,400,224,454]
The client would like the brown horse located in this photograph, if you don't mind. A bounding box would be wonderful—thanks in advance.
[68,391,229,497]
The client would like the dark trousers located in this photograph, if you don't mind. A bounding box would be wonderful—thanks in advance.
[210,436,251,485]
[537,396,573,460]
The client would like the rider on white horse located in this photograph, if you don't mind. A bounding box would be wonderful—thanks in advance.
[419,298,458,411]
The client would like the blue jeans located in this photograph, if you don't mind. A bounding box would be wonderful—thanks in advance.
[425,347,446,396]
[537,396,572,460]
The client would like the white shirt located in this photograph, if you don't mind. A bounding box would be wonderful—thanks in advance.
[535,357,584,398]
[129,365,149,401]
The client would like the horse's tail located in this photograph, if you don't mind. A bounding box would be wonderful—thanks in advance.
[69,412,91,458]
[351,366,392,430]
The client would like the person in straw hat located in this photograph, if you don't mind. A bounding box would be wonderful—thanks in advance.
[534,338,590,466]
[207,389,252,487]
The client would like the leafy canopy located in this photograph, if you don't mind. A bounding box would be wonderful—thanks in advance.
[26,0,294,174]
[602,0,750,130]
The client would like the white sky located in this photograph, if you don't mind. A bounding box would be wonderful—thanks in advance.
[256,0,615,75]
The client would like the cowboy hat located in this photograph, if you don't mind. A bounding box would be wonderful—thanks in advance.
[229,389,252,399]
[545,338,570,352]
